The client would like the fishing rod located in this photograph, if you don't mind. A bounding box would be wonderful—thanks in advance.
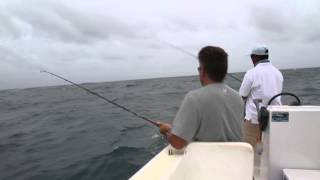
[40,70,159,127]
[161,41,242,83]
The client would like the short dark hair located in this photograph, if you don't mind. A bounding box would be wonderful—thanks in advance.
[251,54,269,61]
[258,55,269,60]
[198,46,228,82]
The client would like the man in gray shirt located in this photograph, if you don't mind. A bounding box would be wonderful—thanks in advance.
[158,46,244,149]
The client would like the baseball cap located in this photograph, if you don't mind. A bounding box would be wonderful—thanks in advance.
[251,45,269,55]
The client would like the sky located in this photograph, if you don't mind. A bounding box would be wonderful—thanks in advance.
[0,0,320,90]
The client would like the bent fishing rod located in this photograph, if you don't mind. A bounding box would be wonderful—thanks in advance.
[40,70,159,127]
[161,41,242,83]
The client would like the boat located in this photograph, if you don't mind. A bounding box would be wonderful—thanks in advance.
[130,142,253,180]
[130,105,320,180]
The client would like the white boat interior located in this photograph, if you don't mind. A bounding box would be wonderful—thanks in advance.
[130,143,253,180]
[130,106,320,180]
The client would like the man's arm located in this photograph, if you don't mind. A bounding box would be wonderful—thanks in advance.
[239,72,253,98]
[157,122,188,149]
[156,92,199,149]
[242,96,248,101]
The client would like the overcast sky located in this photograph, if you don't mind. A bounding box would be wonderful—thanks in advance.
[0,0,320,90]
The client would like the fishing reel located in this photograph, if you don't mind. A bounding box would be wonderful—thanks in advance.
[255,92,301,132]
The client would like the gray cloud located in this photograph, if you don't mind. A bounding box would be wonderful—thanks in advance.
[0,46,45,70]
[250,5,320,43]
[249,7,295,42]
[252,8,287,34]
[0,0,320,90]
[145,43,164,49]
[136,55,153,60]
[301,19,320,43]
[102,55,126,61]
[0,11,22,38]
[4,0,140,44]
[163,18,200,33]
[305,32,320,42]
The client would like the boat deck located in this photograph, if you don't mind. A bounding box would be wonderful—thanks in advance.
[253,147,268,180]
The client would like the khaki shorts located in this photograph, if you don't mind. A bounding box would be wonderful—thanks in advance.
[243,120,260,148]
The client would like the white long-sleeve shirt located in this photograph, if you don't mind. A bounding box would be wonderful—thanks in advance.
[239,61,283,124]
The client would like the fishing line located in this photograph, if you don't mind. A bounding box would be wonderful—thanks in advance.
[160,40,242,83]
[40,70,159,127]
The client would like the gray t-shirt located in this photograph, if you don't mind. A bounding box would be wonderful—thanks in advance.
[172,83,244,142]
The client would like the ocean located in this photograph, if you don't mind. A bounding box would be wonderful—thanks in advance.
[0,67,319,180]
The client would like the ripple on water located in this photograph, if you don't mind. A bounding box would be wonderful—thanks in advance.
[0,68,319,180]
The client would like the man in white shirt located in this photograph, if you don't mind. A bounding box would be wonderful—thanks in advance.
[239,45,283,149]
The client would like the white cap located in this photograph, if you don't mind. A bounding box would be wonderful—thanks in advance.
[251,45,269,55]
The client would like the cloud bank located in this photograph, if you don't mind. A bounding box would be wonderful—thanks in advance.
[0,0,320,89]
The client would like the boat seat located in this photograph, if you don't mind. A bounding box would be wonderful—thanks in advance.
[167,142,254,180]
